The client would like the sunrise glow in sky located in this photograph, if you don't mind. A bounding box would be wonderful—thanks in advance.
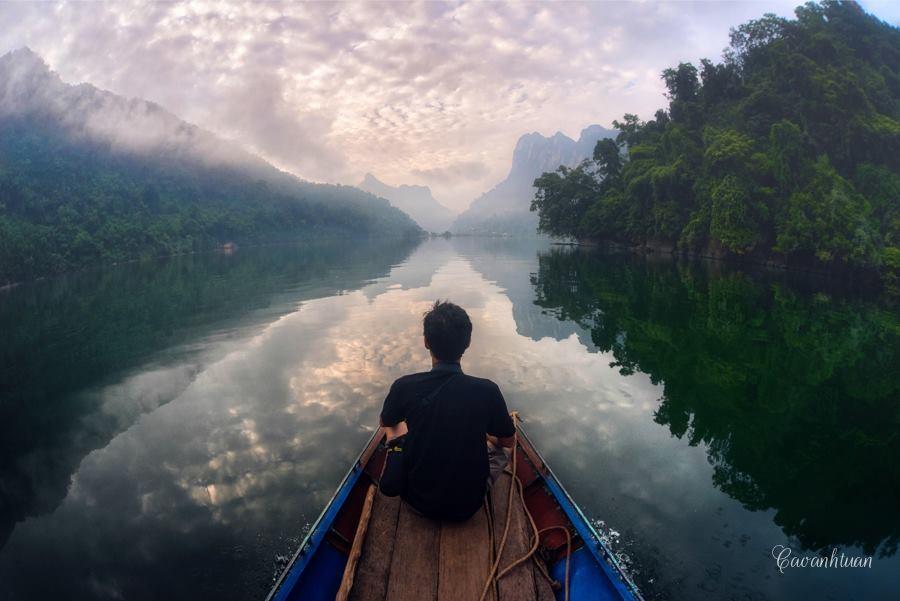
[2,1,897,211]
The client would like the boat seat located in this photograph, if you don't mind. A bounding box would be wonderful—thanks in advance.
[348,472,555,601]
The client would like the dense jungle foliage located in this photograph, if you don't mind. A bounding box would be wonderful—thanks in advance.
[531,1,900,287]
[0,119,421,284]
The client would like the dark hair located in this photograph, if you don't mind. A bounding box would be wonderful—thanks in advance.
[423,300,472,361]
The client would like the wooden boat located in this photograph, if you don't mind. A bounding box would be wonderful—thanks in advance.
[265,422,643,601]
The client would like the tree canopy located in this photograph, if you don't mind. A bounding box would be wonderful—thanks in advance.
[531,1,900,287]
[0,118,421,285]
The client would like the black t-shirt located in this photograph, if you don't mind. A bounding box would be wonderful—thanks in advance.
[380,362,515,521]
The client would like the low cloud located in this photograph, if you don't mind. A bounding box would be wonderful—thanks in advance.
[216,70,346,180]
[412,160,490,184]
[4,0,893,209]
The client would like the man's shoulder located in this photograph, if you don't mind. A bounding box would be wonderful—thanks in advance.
[390,371,432,388]
[391,371,501,393]
[460,374,501,393]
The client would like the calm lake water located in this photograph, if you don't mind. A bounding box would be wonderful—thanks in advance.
[1,237,898,600]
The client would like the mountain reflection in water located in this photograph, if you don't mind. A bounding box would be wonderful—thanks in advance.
[0,238,897,601]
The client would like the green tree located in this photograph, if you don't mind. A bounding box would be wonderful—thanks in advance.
[530,0,899,288]
[0,117,422,284]
[531,164,601,238]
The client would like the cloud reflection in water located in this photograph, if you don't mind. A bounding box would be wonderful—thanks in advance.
[6,239,891,601]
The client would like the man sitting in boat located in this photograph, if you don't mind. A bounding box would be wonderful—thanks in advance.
[379,300,516,521]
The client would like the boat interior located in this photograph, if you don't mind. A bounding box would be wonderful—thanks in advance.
[269,427,640,601]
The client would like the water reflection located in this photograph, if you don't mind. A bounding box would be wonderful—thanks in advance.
[530,248,900,559]
[0,239,418,568]
[1,238,898,601]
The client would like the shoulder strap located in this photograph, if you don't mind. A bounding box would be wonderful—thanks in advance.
[419,374,458,409]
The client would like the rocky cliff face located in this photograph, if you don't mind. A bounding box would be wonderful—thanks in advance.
[452,124,616,235]
[358,173,456,233]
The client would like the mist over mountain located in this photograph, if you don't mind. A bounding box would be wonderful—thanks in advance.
[0,48,420,284]
[358,173,456,233]
[0,48,273,173]
[452,125,616,235]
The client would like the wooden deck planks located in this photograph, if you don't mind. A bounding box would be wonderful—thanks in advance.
[348,491,401,601]
[437,504,494,601]
[351,480,551,601]
[384,501,441,601]
[490,473,538,601]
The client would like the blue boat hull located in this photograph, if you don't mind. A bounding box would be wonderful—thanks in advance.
[266,426,643,601]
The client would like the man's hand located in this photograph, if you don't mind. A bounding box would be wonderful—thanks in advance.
[383,421,408,442]
[487,433,515,449]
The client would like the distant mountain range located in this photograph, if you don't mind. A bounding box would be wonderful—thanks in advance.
[358,173,455,233]
[452,125,617,235]
[0,48,420,283]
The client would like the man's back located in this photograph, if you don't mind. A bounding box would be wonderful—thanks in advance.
[381,361,514,521]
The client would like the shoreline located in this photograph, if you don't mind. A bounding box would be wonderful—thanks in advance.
[0,232,425,293]
[565,238,886,286]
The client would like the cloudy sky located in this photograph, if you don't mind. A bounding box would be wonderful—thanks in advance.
[1,1,897,211]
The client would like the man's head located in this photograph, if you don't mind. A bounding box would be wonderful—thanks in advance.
[423,300,472,362]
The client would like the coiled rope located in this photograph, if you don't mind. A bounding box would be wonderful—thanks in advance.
[478,413,571,601]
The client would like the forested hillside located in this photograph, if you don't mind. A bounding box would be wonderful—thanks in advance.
[0,50,421,285]
[531,1,899,286]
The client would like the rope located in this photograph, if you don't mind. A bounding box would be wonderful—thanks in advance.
[535,526,572,601]
[479,413,571,601]
[477,413,518,601]
[496,473,538,579]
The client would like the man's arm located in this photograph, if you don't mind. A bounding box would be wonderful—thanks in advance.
[486,383,516,447]
[380,380,408,441]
